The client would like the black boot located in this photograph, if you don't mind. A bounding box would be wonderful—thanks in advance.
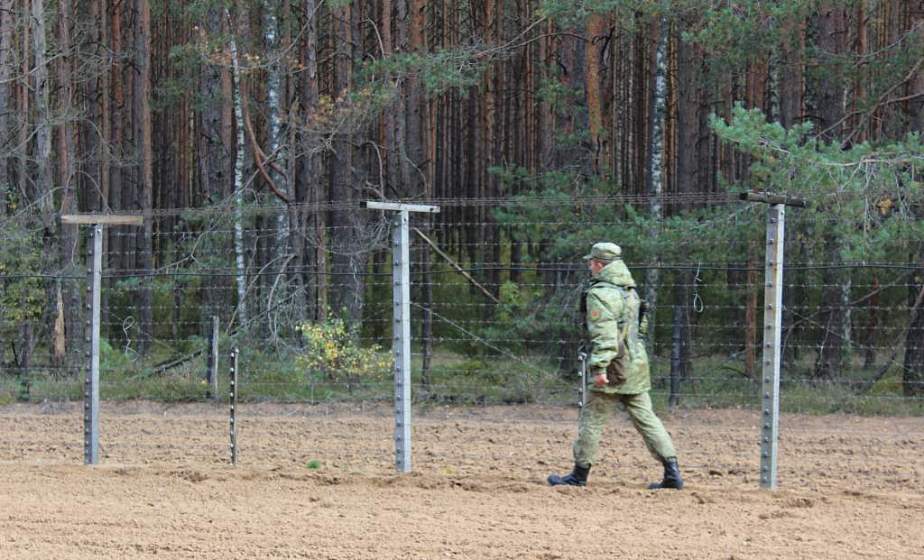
[648,458,683,490]
[548,464,590,487]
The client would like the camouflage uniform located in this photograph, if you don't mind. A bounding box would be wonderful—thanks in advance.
[572,243,677,468]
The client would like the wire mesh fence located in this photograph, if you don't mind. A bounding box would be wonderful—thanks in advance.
[0,196,922,418]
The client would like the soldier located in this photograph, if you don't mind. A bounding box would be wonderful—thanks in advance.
[548,242,683,489]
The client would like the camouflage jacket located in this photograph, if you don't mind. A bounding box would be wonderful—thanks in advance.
[583,260,651,395]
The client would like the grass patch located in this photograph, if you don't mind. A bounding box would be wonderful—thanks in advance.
[1,342,921,416]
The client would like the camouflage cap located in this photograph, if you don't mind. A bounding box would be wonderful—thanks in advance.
[582,242,622,262]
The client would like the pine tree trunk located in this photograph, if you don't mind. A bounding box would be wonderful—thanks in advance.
[135,0,154,354]
[408,0,427,195]
[87,0,107,214]
[395,0,410,194]
[669,21,701,397]
[198,5,232,335]
[863,276,879,369]
[301,0,325,321]
[903,1,923,378]
[814,4,848,142]
[811,5,849,380]
[485,0,501,300]
[779,10,804,365]
[110,0,125,273]
[815,238,846,381]
[779,16,804,129]
[0,0,11,213]
[669,272,689,409]
[410,0,433,385]
[58,0,83,369]
[329,3,363,328]
[382,0,398,196]
[743,53,768,378]
[105,0,124,341]
[910,6,924,132]
[903,260,924,396]
[16,0,30,205]
[538,19,553,171]
[585,13,606,173]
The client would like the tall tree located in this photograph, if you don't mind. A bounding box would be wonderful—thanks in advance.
[0,0,12,213]
[17,0,30,207]
[743,49,769,379]
[31,0,66,365]
[779,14,805,129]
[84,0,107,215]
[134,0,154,353]
[407,0,427,195]
[328,2,364,327]
[585,12,607,173]
[57,0,82,367]
[197,1,234,335]
[811,3,849,380]
[109,0,126,273]
[668,16,703,404]
[230,3,250,330]
[294,0,326,322]
[902,3,924,394]
[308,1,327,320]
[644,14,667,354]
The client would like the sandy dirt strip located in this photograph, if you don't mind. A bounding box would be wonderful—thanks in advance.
[1,402,922,559]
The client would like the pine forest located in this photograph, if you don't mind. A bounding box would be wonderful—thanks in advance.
[0,0,922,411]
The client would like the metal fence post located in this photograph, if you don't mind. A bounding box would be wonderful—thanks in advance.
[364,201,440,473]
[393,210,412,472]
[229,347,239,465]
[61,214,143,466]
[739,193,805,490]
[84,224,102,465]
[760,204,785,489]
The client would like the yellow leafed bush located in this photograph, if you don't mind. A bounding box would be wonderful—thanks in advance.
[296,319,392,382]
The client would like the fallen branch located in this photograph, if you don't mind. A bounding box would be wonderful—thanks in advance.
[413,227,500,305]
[152,348,204,375]
[240,74,290,204]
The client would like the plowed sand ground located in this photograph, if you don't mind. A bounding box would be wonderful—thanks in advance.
[1,401,922,559]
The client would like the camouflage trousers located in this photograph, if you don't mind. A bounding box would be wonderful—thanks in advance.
[573,391,676,468]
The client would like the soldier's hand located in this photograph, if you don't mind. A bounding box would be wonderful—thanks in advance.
[592,372,608,387]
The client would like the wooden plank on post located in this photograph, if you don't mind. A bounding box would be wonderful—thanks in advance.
[738,192,806,208]
[363,201,440,214]
[61,214,144,225]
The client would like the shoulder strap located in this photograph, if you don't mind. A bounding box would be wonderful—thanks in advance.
[610,286,633,354]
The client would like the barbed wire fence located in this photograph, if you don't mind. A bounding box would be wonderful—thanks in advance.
[0,195,922,469]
